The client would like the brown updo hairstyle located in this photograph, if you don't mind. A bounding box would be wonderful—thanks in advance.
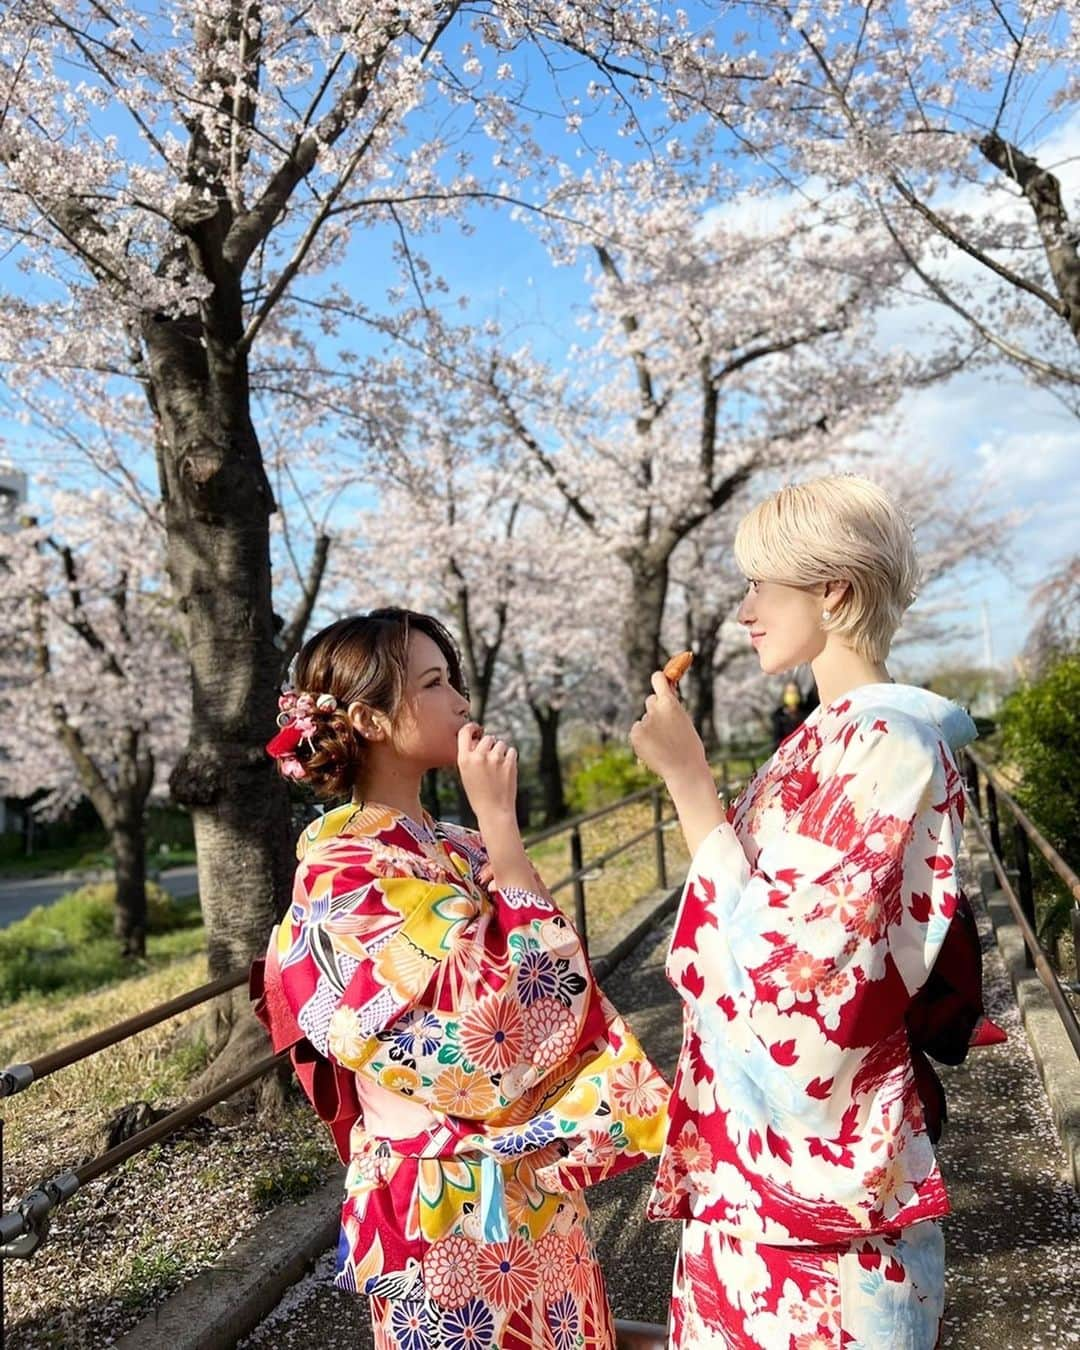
[285,608,467,801]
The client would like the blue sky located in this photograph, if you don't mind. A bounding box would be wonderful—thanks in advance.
[1,4,1077,677]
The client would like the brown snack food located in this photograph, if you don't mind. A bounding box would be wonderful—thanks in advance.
[662,650,693,686]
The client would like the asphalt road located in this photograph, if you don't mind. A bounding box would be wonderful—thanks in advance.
[0,865,199,928]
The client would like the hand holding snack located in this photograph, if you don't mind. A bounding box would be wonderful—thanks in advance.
[457,723,518,823]
[629,670,708,785]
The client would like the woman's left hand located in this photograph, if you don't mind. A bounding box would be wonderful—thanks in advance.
[630,671,709,785]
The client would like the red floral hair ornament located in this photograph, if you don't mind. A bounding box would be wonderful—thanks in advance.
[266,689,338,780]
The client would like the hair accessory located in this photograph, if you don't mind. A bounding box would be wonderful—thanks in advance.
[266,688,340,780]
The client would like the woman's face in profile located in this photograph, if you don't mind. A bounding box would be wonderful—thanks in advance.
[737,578,826,675]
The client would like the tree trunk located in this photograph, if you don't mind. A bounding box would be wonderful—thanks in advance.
[531,703,567,826]
[143,300,294,1094]
[111,808,148,958]
[690,630,719,755]
[622,552,670,700]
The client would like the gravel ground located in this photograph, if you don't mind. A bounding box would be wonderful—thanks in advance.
[242,856,1080,1349]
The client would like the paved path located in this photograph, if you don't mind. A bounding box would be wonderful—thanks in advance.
[243,888,1080,1349]
[0,866,198,928]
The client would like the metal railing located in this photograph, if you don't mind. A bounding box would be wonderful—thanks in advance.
[0,743,768,1339]
[531,744,769,946]
[962,747,1080,1061]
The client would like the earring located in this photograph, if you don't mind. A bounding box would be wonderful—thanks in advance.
[822,609,833,621]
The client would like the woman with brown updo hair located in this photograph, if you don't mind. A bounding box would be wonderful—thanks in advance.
[252,607,669,1350]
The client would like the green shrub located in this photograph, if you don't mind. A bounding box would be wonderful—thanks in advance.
[998,654,1080,859]
[0,882,201,1002]
[566,745,655,814]
[998,654,1080,951]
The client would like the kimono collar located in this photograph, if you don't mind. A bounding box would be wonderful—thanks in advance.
[297,800,440,860]
[810,681,978,752]
[296,800,480,893]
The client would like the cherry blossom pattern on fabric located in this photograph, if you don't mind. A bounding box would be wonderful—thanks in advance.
[650,688,976,1246]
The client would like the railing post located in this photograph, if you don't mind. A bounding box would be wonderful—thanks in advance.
[986,780,1002,860]
[1072,907,1080,985]
[964,754,981,815]
[652,786,667,891]
[570,826,587,947]
[1013,823,1036,969]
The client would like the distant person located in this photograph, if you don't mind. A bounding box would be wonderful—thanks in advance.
[770,680,809,749]
[630,474,994,1349]
[252,608,668,1349]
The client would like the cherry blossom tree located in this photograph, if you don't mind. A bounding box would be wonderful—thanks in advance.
[717,2,1080,405]
[1022,553,1080,674]
[0,0,737,1075]
[487,180,939,695]
[348,364,618,825]
[0,484,187,955]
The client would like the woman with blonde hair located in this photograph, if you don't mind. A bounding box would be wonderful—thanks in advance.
[630,474,990,1348]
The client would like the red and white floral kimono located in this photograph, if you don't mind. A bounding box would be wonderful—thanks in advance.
[252,801,669,1350]
[648,684,981,1349]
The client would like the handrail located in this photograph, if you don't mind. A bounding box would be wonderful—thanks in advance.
[962,750,1080,1062]
[549,813,679,895]
[520,741,768,848]
[1,969,249,1097]
[0,1051,287,1258]
[966,747,1080,905]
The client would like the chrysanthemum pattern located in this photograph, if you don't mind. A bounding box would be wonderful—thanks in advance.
[475,1236,539,1310]
[373,1226,610,1350]
[260,801,665,1349]
[459,996,526,1074]
[422,1234,476,1310]
[523,996,578,1069]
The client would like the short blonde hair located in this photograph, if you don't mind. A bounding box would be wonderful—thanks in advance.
[733,474,919,662]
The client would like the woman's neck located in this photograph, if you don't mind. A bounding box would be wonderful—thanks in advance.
[353,757,426,824]
[810,642,892,709]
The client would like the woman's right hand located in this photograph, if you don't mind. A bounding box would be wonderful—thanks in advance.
[457,723,518,824]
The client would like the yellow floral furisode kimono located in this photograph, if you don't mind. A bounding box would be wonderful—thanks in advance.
[252,801,670,1350]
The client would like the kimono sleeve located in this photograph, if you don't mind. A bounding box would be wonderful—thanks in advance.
[670,709,966,1076]
[274,850,479,1072]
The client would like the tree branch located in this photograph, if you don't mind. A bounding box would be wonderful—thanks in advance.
[486,365,597,531]
[979,130,1080,338]
[876,200,1080,385]
[276,532,332,676]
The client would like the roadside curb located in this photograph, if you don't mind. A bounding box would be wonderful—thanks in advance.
[114,876,688,1348]
[115,1172,345,1350]
[590,875,685,981]
[975,850,1080,1190]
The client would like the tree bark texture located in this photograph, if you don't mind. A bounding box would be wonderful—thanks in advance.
[143,298,294,1087]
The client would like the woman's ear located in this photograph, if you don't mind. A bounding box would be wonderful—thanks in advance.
[823,579,850,610]
[347,701,387,742]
